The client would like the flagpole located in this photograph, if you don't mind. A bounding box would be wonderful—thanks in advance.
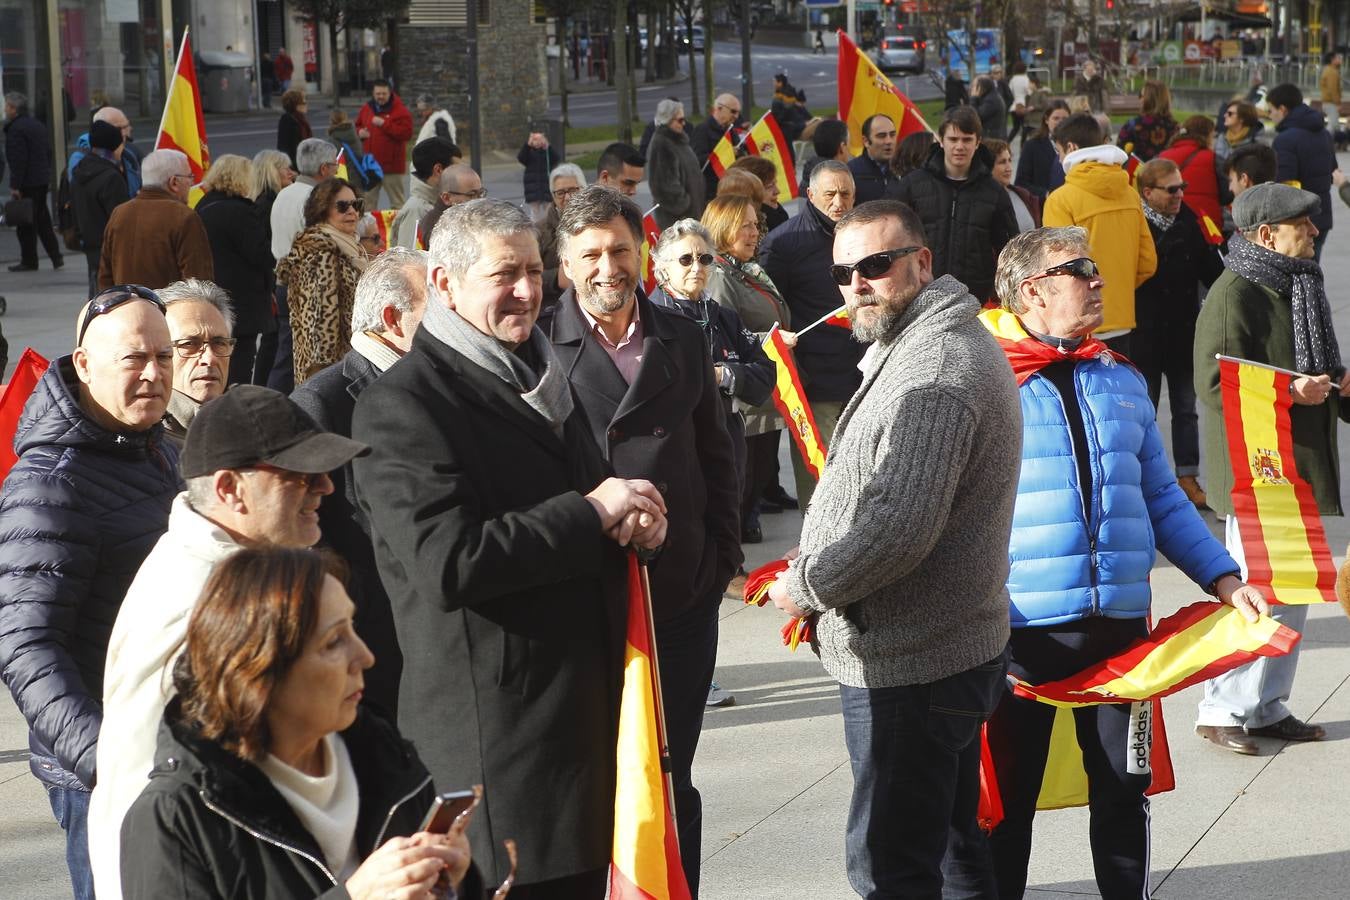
[794,304,848,338]
[1215,354,1303,379]
[638,561,680,852]
[644,203,660,219]
[155,25,190,150]
[699,116,759,172]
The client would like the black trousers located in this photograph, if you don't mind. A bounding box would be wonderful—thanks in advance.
[15,184,62,266]
[742,430,780,528]
[985,617,1153,900]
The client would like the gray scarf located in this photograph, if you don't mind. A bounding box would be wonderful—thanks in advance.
[1225,232,1343,376]
[420,299,575,435]
[1142,203,1176,235]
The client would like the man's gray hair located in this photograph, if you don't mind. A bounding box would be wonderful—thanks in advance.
[353,246,429,332]
[141,149,190,189]
[429,198,536,282]
[652,218,713,264]
[655,98,684,127]
[185,474,217,511]
[549,162,587,192]
[295,137,338,177]
[994,226,1090,314]
[557,185,643,256]
[158,278,237,332]
[92,106,126,125]
[807,159,852,187]
[436,163,479,195]
[4,92,26,113]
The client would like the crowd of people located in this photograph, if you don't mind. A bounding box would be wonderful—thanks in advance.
[1,63,1347,900]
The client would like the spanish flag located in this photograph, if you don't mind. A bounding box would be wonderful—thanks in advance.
[744,113,800,200]
[763,325,827,480]
[824,306,850,329]
[836,30,930,157]
[372,209,398,251]
[0,349,49,481]
[640,207,661,295]
[155,27,210,182]
[1200,213,1224,246]
[334,147,353,184]
[1123,153,1144,185]
[707,128,739,178]
[610,555,691,900]
[741,558,814,650]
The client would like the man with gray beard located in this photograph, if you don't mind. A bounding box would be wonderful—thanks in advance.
[767,199,1022,898]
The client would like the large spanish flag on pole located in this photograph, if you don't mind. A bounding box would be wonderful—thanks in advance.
[836,30,930,157]
[155,27,210,182]
[744,112,800,200]
[610,555,692,900]
[1219,354,1338,605]
[762,325,827,479]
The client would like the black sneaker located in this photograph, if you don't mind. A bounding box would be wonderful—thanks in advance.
[8,262,37,272]
[763,486,799,510]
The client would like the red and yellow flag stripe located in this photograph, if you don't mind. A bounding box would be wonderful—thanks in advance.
[372,209,398,252]
[763,326,826,479]
[1220,355,1337,604]
[640,208,661,295]
[155,27,210,182]
[744,112,800,200]
[836,30,930,157]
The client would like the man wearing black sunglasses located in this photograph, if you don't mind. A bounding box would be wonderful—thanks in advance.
[0,287,181,900]
[768,200,1022,899]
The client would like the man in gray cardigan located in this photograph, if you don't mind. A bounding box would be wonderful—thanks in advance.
[769,199,1022,898]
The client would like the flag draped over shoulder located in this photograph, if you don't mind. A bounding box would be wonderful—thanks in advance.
[640,208,662,295]
[762,326,826,479]
[744,113,800,200]
[610,555,691,900]
[1220,355,1338,605]
[0,349,50,481]
[155,27,210,182]
[836,30,930,156]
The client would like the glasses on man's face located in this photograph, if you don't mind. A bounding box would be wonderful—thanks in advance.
[444,187,488,200]
[1153,182,1188,195]
[673,116,687,125]
[172,336,238,359]
[677,252,715,268]
[1026,256,1101,283]
[717,103,741,117]
[334,198,364,214]
[552,186,581,201]
[245,463,327,489]
[78,285,166,345]
[829,246,922,286]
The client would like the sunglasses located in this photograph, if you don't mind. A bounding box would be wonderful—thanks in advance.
[830,246,922,286]
[172,336,238,358]
[78,285,166,345]
[334,198,365,214]
[678,252,715,267]
[1026,257,1101,282]
[1153,182,1188,195]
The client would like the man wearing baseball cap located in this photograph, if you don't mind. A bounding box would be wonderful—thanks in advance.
[89,385,368,900]
[1193,182,1343,754]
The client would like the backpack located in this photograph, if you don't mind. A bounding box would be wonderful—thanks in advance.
[341,141,384,192]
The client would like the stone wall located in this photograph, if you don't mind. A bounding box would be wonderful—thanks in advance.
[398,0,550,153]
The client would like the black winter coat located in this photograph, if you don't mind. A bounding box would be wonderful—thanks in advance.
[1013,135,1064,200]
[975,89,1008,140]
[0,358,180,791]
[545,291,743,621]
[351,329,627,886]
[3,111,52,189]
[649,286,775,417]
[72,153,129,251]
[847,153,897,205]
[647,125,706,229]
[759,203,865,402]
[1274,103,1336,235]
[195,191,278,336]
[688,115,731,202]
[120,704,486,899]
[290,349,402,722]
[516,143,557,204]
[277,112,311,167]
[1135,204,1223,332]
[890,144,1018,303]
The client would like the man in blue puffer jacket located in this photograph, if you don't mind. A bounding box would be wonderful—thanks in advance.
[966,227,1269,900]
[0,288,180,900]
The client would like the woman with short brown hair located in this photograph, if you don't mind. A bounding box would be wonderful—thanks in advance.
[277,88,313,167]
[119,547,483,899]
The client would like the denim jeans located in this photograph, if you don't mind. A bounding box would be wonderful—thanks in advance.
[839,648,1009,900]
[46,784,95,900]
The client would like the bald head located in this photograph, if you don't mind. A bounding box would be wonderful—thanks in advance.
[72,299,172,433]
[93,105,132,141]
[712,93,741,128]
[437,164,484,206]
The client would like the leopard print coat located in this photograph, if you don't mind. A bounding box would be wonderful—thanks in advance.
[276,226,362,384]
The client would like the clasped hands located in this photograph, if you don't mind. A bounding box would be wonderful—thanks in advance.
[586,477,668,550]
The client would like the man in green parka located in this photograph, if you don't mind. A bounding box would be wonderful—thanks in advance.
[1194,182,1346,754]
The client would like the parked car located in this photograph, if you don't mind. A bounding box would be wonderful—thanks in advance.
[677,24,706,52]
[875,35,925,73]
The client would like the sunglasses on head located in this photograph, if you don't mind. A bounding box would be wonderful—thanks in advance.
[1026,257,1101,282]
[334,198,365,214]
[678,252,714,267]
[78,285,166,345]
[829,246,922,286]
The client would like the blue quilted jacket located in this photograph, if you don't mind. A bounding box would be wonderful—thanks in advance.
[1008,352,1237,627]
[0,358,180,789]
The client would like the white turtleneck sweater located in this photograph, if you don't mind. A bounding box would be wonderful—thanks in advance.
[258,733,362,880]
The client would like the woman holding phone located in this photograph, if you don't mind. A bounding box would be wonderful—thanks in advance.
[119,548,485,899]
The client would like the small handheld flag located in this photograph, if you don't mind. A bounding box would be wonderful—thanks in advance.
[762,326,827,480]
[640,207,662,295]
[744,112,800,200]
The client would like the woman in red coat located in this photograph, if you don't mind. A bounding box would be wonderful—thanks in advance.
[1158,115,1223,233]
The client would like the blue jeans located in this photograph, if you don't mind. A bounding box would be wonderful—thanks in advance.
[840,649,1009,900]
[46,784,95,900]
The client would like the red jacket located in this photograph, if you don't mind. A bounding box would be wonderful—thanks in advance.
[274,52,294,82]
[1158,138,1222,232]
[354,93,414,174]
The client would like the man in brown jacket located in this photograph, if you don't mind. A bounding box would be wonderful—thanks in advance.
[98,149,213,291]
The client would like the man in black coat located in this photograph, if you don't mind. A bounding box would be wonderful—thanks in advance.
[292,246,429,721]
[890,104,1018,303]
[352,198,667,897]
[759,159,860,507]
[4,90,63,272]
[72,120,130,296]
[848,113,899,203]
[1268,82,1336,260]
[0,291,180,900]
[545,186,741,898]
[688,92,742,202]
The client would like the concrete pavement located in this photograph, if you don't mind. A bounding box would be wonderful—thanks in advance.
[4,157,1350,898]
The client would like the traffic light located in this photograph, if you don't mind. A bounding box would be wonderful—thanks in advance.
[1105,0,1114,8]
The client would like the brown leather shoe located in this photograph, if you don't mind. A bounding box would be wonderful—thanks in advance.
[1196,724,1259,755]
[1246,715,1326,742]
[1177,475,1211,511]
